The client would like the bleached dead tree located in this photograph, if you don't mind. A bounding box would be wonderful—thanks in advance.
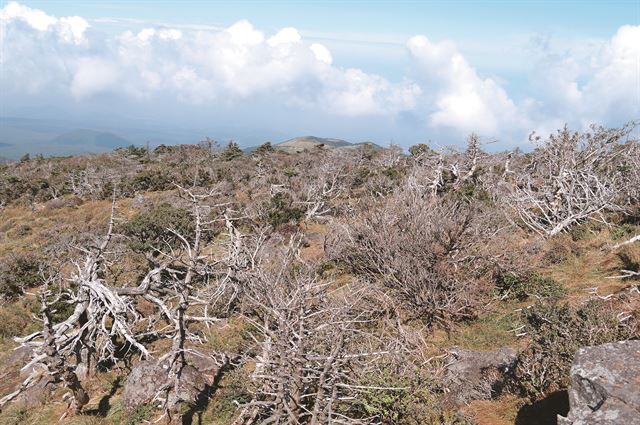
[452,133,483,190]
[297,153,349,220]
[507,123,636,236]
[1,185,253,422]
[234,238,391,424]
[3,197,156,414]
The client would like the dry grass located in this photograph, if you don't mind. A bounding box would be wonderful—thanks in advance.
[462,396,521,425]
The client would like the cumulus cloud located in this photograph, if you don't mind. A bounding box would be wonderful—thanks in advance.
[528,25,639,131]
[1,2,417,116]
[0,1,638,144]
[407,35,526,135]
[0,1,88,44]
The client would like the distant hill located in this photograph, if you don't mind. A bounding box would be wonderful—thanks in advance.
[247,136,381,154]
[51,129,131,149]
[0,118,136,159]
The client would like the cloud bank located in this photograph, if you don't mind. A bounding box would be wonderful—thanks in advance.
[1,1,638,146]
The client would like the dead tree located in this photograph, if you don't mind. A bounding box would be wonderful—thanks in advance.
[507,124,636,236]
[2,185,245,422]
[234,238,390,424]
[297,152,349,220]
[452,133,482,190]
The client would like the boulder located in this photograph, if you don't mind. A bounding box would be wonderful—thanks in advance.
[558,340,640,425]
[122,357,211,413]
[121,360,168,412]
[0,346,55,410]
[445,346,517,405]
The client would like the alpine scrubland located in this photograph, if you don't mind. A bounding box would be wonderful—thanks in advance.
[0,124,638,425]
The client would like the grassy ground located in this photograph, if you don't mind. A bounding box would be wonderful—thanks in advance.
[0,199,638,425]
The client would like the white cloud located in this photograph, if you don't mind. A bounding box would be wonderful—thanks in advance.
[1,2,416,115]
[268,27,301,46]
[310,43,333,65]
[0,1,638,144]
[528,25,640,130]
[0,1,88,45]
[1,1,56,31]
[70,57,120,98]
[407,35,526,135]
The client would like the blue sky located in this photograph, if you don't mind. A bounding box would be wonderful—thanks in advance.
[1,1,639,149]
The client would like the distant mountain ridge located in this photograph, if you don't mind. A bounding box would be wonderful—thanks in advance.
[245,136,381,153]
[51,129,131,148]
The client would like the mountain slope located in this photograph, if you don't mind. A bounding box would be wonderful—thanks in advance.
[50,129,132,148]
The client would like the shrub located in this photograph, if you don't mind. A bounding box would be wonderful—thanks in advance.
[116,144,148,159]
[513,299,637,401]
[328,192,494,326]
[0,299,38,339]
[130,168,172,192]
[221,141,243,161]
[253,142,275,155]
[409,143,432,157]
[351,361,470,424]
[264,192,304,227]
[121,203,195,252]
[0,254,43,300]
[495,271,565,301]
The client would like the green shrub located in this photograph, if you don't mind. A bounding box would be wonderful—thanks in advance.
[351,363,470,424]
[253,142,275,155]
[116,144,148,159]
[0,254,44,300]
[121,203,195,252]
[496,271,565,301]
[221,141,243,161]
[203,368,252,423]
[0,299,38,339]
[409,143,432,157]
[514,299,637,401]
[265,192,304,227]
[130,168,172,192]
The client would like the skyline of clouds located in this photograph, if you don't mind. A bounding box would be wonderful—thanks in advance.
[1,1,638,148]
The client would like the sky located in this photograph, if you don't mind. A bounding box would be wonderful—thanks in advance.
[1,0,639,149]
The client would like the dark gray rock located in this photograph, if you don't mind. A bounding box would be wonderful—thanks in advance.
[121,360,168,412]
[558,340,640,425]
[0,346,55,410]
[122,357,210,414]
[445,346,517,405]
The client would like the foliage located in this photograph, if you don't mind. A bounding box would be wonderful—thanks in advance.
[495,271,565,301]
[351,361,471,425]
[514,299,637,401]
[129,168,173,192]
[121,203,195,252]
[0,254,44,300]
[253,142,275,155]
[0,299,39,338]
[221,141,244,161]
[264,192,304,227]
[116,145,148,159]
[408,143,432,157]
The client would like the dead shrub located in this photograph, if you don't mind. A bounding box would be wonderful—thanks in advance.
[328,190,498,326]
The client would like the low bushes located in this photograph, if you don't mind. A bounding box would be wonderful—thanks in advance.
[513,299,637,401]
[495,271,565,301]
[0,254,44,300]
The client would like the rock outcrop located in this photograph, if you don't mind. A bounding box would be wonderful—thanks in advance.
[445,346,517,405]
[558,340,640,425]
[121,353,220,414]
